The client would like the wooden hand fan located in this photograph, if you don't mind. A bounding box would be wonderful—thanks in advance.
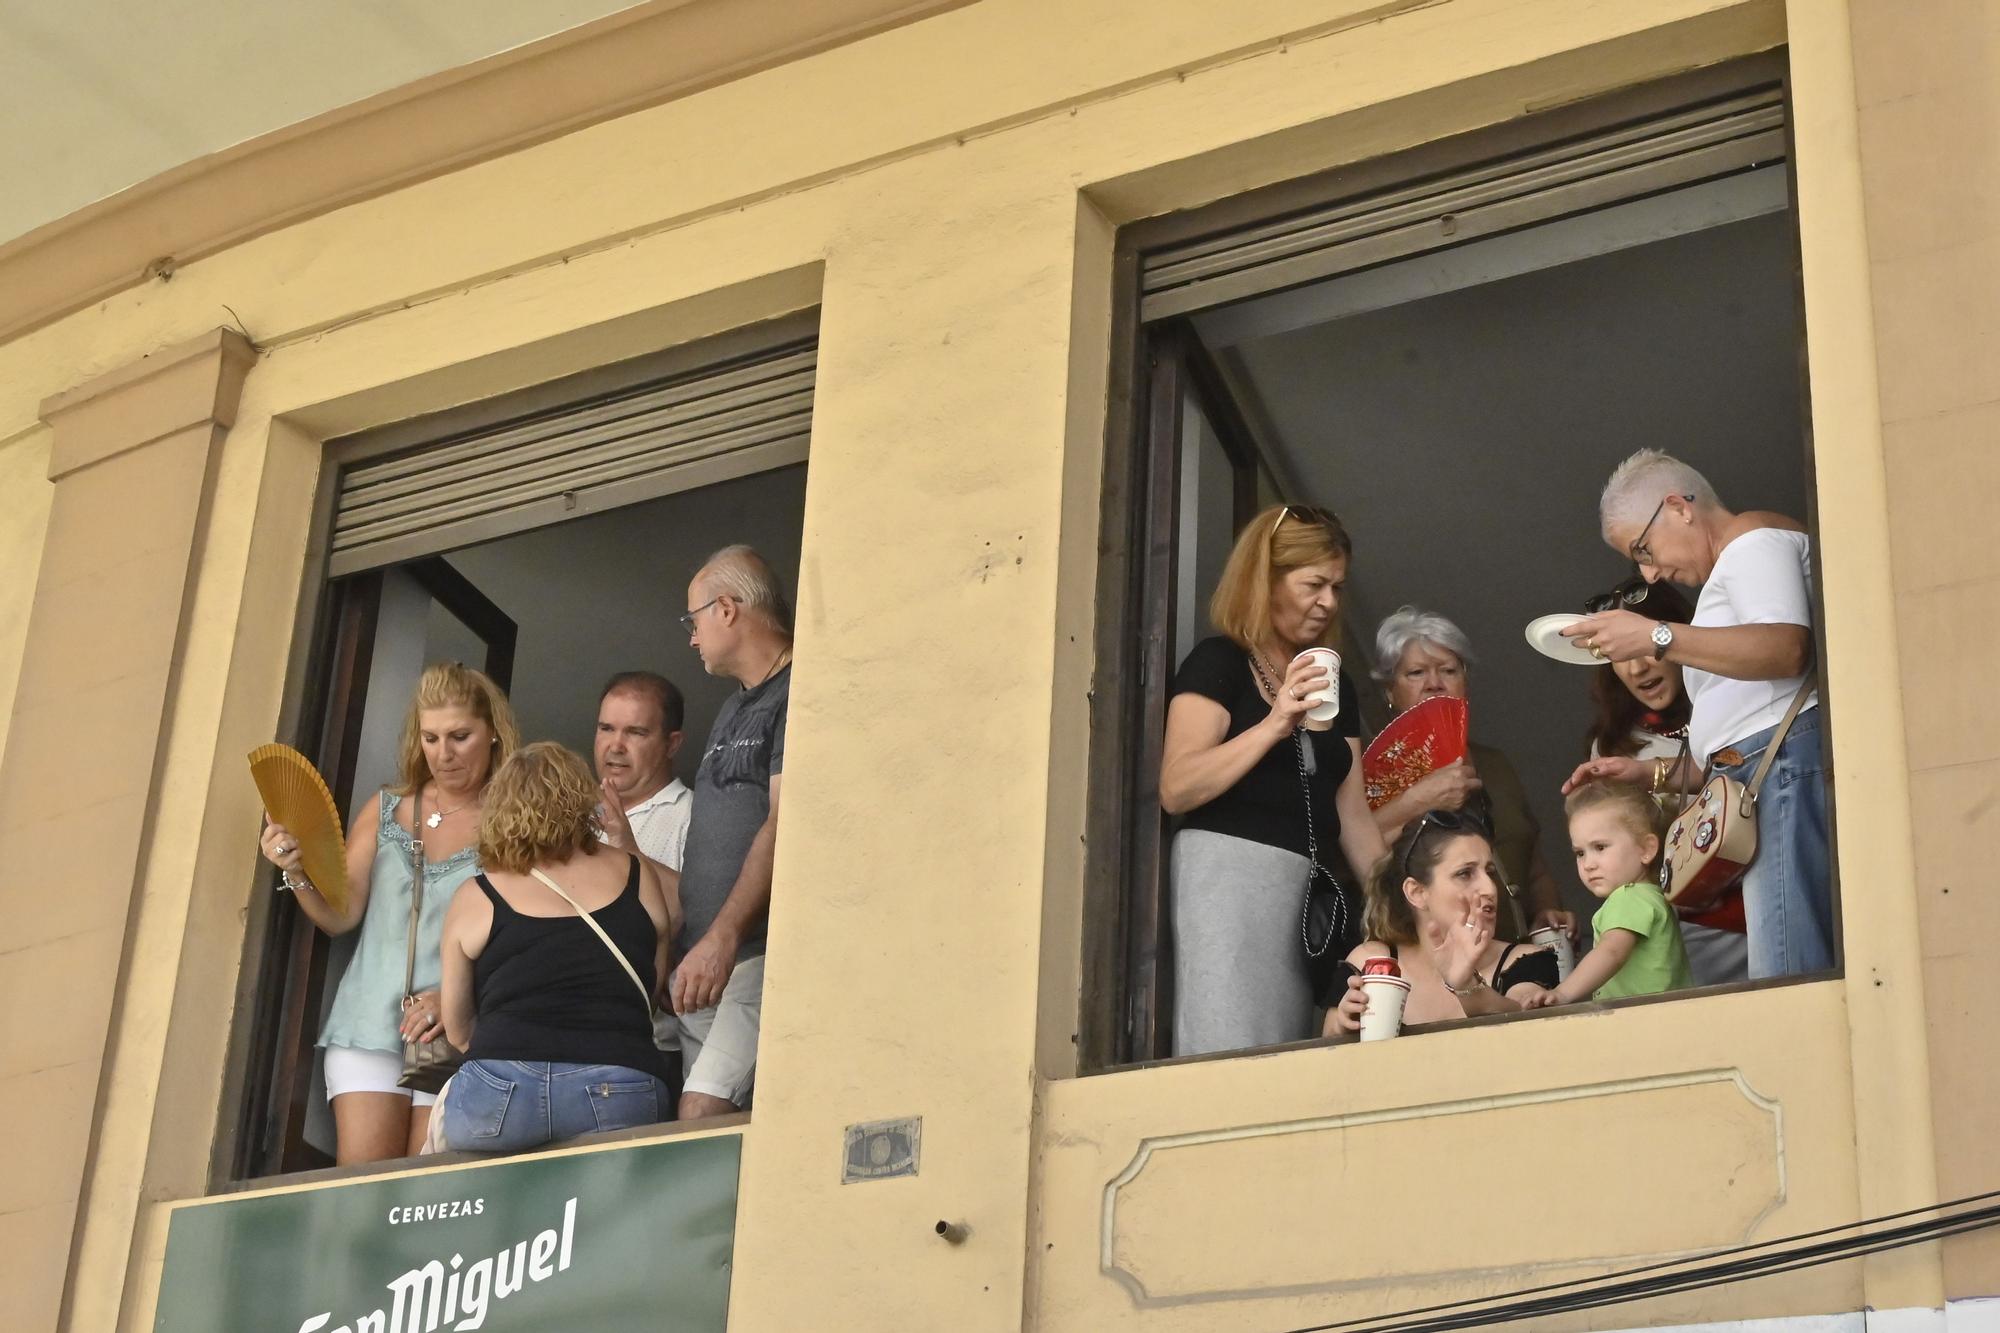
[1363,696,1471,810]
[248,743,350,914]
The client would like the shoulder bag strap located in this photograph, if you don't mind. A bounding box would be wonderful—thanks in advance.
[403,789,424,1001]
[1249,653,1354,957]
[1744,679,1815,803]
[528,866,656,1020]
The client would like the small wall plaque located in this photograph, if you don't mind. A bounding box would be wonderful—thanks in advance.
[843,1116,921,1183]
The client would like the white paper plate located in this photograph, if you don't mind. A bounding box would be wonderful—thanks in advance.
[1524,613,1600,666]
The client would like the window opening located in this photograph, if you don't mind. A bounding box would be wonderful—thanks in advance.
[1088,52,1833,1069]
[227,321,812,1180]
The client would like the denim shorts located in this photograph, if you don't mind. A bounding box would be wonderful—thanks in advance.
[439,1059,671,1153]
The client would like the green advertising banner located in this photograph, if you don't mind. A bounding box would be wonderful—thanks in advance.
[156,1136,738,1333]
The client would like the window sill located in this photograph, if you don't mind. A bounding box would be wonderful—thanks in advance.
[220,1110,750,1196]
[1088,968,1842,1077]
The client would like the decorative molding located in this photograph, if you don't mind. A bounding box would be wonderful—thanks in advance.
[0,0,971,344]
[40,329,256,479]
[1100,1068,1786,1307]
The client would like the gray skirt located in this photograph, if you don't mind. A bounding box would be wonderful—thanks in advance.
[1171,828,1314,1057]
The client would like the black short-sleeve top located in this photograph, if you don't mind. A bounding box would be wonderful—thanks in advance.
[1170,635,1361,857]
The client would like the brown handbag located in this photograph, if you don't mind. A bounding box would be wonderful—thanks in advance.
[398,787,463,1093]
[1660,683,1812,914]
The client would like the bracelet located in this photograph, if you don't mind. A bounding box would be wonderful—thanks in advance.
[280,869,313,894]
[1442,972,1489,996]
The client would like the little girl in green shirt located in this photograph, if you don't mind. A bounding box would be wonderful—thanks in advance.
[1526,780,1693,1007]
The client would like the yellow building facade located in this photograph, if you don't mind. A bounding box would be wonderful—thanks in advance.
[1,1,1994,1330]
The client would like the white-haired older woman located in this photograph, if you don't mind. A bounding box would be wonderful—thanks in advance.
[1370,607,1574,944]
[1563,449,1831,980]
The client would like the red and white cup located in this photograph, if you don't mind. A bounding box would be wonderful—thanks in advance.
[1528,926,1576,981]
[1291,647,1341,723]
[1358,974,1411,1042]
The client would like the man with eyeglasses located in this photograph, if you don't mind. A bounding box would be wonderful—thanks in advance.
[665,544,794,1119]
[1562,449,1830,982]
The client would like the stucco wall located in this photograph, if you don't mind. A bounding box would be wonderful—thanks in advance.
[0,0,1973,1329]
[0,430,53,766]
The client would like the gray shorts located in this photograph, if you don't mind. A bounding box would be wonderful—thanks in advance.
[657,953,763,1105]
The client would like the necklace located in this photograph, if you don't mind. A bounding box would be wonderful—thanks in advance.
[754,648,792,689]
[424,790,476,829]
[1248,646,1289,702]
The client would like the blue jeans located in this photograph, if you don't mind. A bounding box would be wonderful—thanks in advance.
[440,1060,671,1153]
[1714,707,1834,979]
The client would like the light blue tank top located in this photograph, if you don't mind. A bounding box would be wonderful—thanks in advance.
[319,791,481,1055]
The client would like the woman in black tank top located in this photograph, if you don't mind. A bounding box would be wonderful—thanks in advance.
[437,743,679,1153]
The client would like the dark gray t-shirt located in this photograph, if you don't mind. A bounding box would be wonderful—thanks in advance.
[677,665,788,957]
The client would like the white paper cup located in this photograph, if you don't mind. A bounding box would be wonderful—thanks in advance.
[1528,926,1576,981]
[1357,975,1411,1042]
[1292,647,1341,723]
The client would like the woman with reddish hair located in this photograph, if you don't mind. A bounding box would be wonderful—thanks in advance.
[1159,504,1387,1056]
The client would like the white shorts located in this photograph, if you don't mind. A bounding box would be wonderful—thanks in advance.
[658,953,764,1105]
[323,1045,439,1108]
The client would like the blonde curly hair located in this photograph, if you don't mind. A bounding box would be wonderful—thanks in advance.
[477,742,602,874]
[394,662,521,796]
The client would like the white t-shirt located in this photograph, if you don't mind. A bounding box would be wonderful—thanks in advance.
[1683,527,1818,760]
[598,778,692,871]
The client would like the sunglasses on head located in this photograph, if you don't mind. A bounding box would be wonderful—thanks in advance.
[1399,806,1493,881]
[1584,575,1649,615]
[1270,504,1342,542]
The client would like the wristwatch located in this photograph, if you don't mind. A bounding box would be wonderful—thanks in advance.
[1650,622,1675,660]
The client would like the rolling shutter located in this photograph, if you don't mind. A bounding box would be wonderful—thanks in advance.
[327,332,815,576]
[1139,83,1787,320]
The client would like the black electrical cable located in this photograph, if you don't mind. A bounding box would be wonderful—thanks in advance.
[1287,1203,2000,1333]
[1355,1211,2000,1333]
[1281,1188,2000,1333]
[1307,1204,2000,1333]
[1406,1209,2000,1333]
[1288,1186,2000,1333]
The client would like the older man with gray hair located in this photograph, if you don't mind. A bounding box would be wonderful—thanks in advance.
[1564,449,1831,980]
[667,544,794,1119]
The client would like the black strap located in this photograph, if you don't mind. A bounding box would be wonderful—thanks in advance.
[1490,940,1519,988]
[1248,652,1353,958]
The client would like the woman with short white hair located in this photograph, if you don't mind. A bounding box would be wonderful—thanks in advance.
[1369,606,1575,944]
[1563,449,1831,980]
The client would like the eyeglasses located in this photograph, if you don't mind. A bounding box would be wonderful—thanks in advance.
[1584,575,1649,615]
[677,598,720,632]
[1271,504,1342,543]
[1628,494,1694,566]
[1399,806,1492,881]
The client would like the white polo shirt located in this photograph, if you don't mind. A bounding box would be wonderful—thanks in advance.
[1684,527,1819,760]
[611,778,692,872]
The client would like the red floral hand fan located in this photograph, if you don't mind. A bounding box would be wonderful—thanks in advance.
[1363,696,1471,810]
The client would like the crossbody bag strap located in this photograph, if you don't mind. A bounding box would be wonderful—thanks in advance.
[403,789,424,1000]
[528,866,656,1020]
[1745,679,1815,803]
